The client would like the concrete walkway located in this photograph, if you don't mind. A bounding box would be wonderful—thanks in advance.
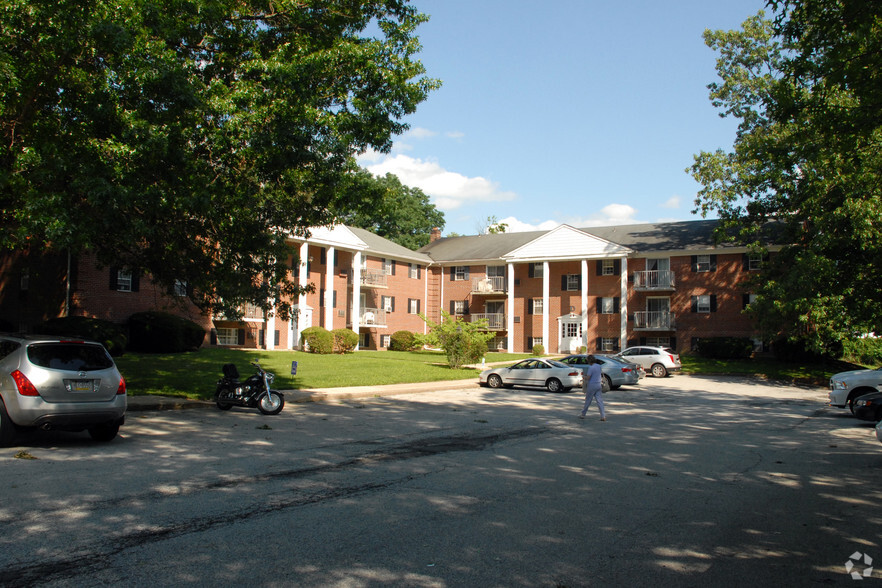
[126,378,482,412]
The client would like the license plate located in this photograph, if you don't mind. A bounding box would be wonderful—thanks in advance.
[67,380,95,392]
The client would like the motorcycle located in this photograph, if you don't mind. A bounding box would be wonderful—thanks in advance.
[215,361,285,415]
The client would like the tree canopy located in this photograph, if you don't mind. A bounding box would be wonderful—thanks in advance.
[0,0,439,319]
[334,169,444,250]
[690,0,882,352]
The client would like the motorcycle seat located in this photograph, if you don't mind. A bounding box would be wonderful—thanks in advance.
[222,363,240,379]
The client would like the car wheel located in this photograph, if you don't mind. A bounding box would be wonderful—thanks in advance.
[88,423,120,442]
[0,399,18,447]
[546,378,563,393]
[487,374,503,389]
[601,375,612,392]
[651,363,668,378]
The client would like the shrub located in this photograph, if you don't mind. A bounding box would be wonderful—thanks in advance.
[421,311,493,368]
[772,336,838,363]
[38,316,128,356]
[532,344,545,356]
[842,337,882,367]
[301,326,333,354]
[695,337,754,360]
[128,311,205,353]
[389,330,420,351]
[332,328,359,354]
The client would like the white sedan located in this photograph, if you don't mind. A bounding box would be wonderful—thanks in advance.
[480,358,583,393]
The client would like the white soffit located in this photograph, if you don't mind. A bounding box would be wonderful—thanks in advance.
[503,225,632,261]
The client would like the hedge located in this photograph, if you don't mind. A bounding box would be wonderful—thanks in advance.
[301,326,334,354]
[128,311,205,353]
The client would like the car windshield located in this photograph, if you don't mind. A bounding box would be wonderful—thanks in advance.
[27,343,114,371]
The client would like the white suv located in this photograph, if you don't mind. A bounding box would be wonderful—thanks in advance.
[617,346,681,378]
[829,367,882,412]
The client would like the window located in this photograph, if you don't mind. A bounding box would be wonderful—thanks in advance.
[695,295,712,313]
[601,259,615,276]
[359,332,370,348]
[381,334,391,348]
[747,254,762,271]
[454,266,468,281]
[692,254,717,273]
[562,322,582,338]
[383,258,393,275]
[598,297,618,314]
[173,280,188,297]
[743,293,757,310]
[531,298,543,314]
[452,300,467,315]
[530,263,544,279]
[216,328,239,346]
[600,337,617,352]
[408,298,420,314]
[531,337,543,349]
[116,269,133,292]
[409,263,420,279]
[563,274,580,291]
[647,337,672,348]
[382,296,394,312]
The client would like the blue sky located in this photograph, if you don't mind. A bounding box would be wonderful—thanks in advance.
[357,0,769,236]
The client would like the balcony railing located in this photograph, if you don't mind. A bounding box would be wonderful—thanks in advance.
[360,307,387,327]
[471,276,506,295]
[470,313,505,330]
[360,268,388,288]
[633,311,675,330]
[633,270,675,290]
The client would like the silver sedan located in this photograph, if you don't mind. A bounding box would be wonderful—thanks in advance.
[480,358,583,393]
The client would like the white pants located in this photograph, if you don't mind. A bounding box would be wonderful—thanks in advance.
[581,388,605,418]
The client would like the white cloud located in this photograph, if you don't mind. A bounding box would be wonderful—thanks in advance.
[491,204,641,234]
[365,154,517,211]
[445,131,465,139]
[404,127,437,140]
[661,196,681,209]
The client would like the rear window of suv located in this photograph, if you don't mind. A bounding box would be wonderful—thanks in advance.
[27,343,114,371]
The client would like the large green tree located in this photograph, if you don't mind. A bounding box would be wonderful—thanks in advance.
[0,0,439,319]
[334,168,444,249]
[690,1,882,353]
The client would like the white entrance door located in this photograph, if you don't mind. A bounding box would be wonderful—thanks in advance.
[559,315,583,353]
[291,306,313,349]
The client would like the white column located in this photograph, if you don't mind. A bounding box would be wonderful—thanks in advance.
[352,251,362,350]
[295,241,309,349]
[581,258,589,350]
[542,261,550,352]
[507,262,515,353]
[324,246,335,329]
[620,257,629,351]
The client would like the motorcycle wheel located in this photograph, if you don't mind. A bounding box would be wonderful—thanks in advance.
[257,391,284,415]
[215,388,233,411]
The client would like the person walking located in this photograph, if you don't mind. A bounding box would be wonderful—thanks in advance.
[579,355,606,421]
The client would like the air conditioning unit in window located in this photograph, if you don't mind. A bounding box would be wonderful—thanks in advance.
[338,310,345,317]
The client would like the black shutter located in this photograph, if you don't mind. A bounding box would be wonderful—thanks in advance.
[210,329,217,345]
[528,299,534,315]
[131,271,140,292]
[596,261,602,276]
[577,275,582,290]
[613,260,621,275]
[596,337,602,351]
[613,339,620,351]
[528,264,535,278]
[417,299,420,314]
[390,296,395,312]
[274,330,280,346]
[418,266,421,279]
[333,290,337,308]
[742,253,749,271]
[464,267,469,280]
[321,248,326,265]
[596,297,602,313]
[238,329,246,345]
[391,260,396,275]
[450,301,456,314]
[464,300,469,314]
[614,297,620,313]
[691,255,698,272]
[639,337,647,345]
[561,275,567,291]
[743,294,750,309]
[709,255,717,271]
[710,295,717,312]
[691,296,698,312]
[450,267,455,281]
[319,288,324,306]
[670,337,677,350]
[109,267,118,290]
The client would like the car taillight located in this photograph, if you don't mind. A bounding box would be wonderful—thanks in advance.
[622,367,631,373]
[568,371,580,377]
[11,370,39,396]
[116,377,127,395]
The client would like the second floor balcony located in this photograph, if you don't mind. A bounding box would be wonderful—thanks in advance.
[633,270,675,290]
[471,276,506,295]
[360,268,388,288]
[470,313,505,330]
[633,311,676,331]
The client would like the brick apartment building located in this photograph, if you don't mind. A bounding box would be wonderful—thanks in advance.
[0,219,775,354]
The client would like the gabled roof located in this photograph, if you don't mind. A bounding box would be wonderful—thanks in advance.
[346,226,433,264]
[503,224,631,262]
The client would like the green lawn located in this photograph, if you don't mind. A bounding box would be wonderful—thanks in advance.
[115,347,850,400]
[116,348,532,399]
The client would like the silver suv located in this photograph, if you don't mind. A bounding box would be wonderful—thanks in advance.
[617,346,681,377]
[0,334,126,446]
